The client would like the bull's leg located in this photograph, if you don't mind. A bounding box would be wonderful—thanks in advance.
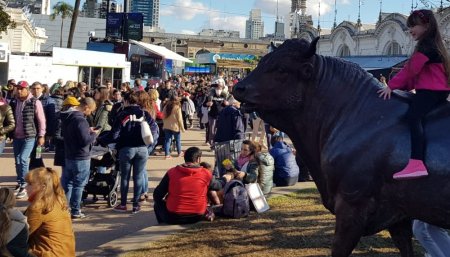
[388,219,415,257]
[331,197,365,257]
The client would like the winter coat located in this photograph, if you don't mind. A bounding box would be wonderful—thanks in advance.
[61,110,97,160]
[39,95,57,137]
[0,103,15,140]
[214,105,244,143]
[5,209,32,257]
[93,100,113,133]
[256,152,275,195]
[269,141,300,180]
[99,105,157,149]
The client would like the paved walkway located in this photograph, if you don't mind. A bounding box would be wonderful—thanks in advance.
[0,126,315,256]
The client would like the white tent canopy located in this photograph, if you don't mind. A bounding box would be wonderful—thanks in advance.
[129,40,193,63]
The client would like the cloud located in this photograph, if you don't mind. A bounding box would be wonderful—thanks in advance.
[160,0,209,20]
[253,0,337,17]
[204,16,248,37]
[181,30,197,35]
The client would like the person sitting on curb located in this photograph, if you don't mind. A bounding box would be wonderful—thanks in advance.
[0,188,32,257]
[269,135,300,187]
[153,147,230,224]
[25,167,76,257]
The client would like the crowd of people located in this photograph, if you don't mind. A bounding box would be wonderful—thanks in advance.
[0,72,305,256]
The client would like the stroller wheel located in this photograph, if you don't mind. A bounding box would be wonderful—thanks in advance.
[108,191,118,208]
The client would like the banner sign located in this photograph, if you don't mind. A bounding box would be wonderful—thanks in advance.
[125,13,143,41]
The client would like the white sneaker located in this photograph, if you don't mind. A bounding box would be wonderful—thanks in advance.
[16,188,27,199]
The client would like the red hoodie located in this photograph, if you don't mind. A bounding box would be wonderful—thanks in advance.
[166,165,212,215]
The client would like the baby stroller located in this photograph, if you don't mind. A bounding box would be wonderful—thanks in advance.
[82,144,120,207]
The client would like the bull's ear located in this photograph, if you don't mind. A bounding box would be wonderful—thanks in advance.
[304,37,319,58]
[270,42,277,52]
[300,63,314,80]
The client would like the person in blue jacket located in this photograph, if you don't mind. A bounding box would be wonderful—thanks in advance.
[269,136,300,186]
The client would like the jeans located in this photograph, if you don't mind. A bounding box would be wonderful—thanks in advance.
[413,220,450,257]
[207,117,217,146]
[13,138,36,187]
[163,129,181,156]
[61,159,91,215]
[119,146,148,207]
[0,139,5,155]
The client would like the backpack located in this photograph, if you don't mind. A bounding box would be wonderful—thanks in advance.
[222,180,250,218]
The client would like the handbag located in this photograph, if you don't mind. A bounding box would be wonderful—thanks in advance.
[130,112,154,146]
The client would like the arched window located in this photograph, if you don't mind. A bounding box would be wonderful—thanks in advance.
[195,49,210,58]
[338,44,350,57]
[385,42,402,56]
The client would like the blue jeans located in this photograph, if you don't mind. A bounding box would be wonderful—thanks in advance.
[13,138,36,187]
[61,159,91,216]
[413,220,450,257]
[119,146,148,207]
[0,139,6,155]
[163,129,181,156]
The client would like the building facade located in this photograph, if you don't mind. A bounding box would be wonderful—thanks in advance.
[31,14,105,50]
[199,29,240,38]
[0,8,47,53]
[245,9,264,39]
[131,0,159,28]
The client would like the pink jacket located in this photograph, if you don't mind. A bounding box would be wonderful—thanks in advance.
[388,51,450,91]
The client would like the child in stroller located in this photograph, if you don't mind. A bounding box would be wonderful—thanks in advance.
[82,144,120,207]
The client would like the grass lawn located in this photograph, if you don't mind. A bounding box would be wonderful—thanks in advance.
[122,188,424,257]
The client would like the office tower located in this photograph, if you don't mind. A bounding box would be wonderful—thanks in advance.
[245,9,264,39]
[130,0,159,27]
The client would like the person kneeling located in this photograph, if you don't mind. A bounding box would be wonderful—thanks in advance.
[154,147,225,224]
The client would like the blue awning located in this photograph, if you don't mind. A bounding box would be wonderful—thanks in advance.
[341,56,408,71]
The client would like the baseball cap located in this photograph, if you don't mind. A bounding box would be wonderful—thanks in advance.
[16,81,29,89]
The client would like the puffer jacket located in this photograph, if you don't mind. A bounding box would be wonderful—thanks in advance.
[0,103,15,140]
[269,141,300,179]
[256,152,275,195]
[93,100,113,133]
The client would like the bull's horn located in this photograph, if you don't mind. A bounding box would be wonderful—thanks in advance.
[305,37,319,58]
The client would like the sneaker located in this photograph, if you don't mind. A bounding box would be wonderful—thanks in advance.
[16,188,27,199]
[165,155,172,160]
[393,159,428,180]
[13,185,21,195]
[71,213,87,220]
[132,205,141,214]
[177,151,184,158]
[113,205,127,212]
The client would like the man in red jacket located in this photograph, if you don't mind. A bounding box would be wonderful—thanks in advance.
[153,147,224,224]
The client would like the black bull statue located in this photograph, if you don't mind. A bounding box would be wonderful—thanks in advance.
[233,37,450,257]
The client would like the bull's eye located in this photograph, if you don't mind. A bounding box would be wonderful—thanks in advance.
[278,67,287,73]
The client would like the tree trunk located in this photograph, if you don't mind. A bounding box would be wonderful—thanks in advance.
[60,18,63,47]
[68,0,81,48]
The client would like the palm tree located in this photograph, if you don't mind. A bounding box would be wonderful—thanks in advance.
[50,2,73,48]
[67,0,81,48]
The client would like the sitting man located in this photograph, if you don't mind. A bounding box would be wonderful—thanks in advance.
[153,147,226,224]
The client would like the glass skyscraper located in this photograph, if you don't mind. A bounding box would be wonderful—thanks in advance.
[130,0,159,27]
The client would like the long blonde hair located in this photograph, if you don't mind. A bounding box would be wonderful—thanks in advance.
[0,188,15,248]
[25,167,68,214]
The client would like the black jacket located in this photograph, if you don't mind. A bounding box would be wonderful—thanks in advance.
[62,110,97,160]
[214,105,245,143]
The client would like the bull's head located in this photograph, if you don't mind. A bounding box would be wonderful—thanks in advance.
[233,37,319,112]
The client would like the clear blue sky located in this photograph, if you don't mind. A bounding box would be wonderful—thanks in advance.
[56,0,443,37]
